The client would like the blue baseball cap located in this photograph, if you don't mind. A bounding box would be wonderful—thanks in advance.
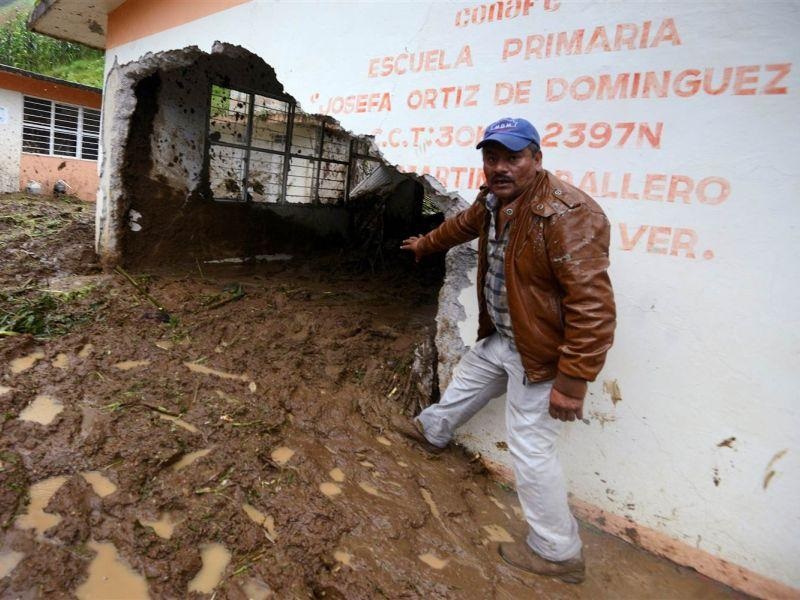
[476,117,540,152]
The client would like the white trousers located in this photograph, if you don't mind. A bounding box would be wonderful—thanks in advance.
[417,332,582,561]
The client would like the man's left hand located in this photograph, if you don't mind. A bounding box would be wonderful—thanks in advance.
[549,387,583,422]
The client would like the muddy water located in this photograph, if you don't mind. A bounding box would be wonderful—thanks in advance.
[9,351,44,374]
[139,514,179,539]
[18,395,63,425]
[80,471,117,497]
[16,476,68,535]
[419,553,449,570]
[187,543,230,594]
[172,448,212,471]
[113,359,150,371]
[333,551,352,566]
[270,446,295,465]
[358,481,390,499]
[158,414,199,433]
[483,524,514,543]
[242,578,272,599]
[184,361,249,381]
[0,551,24,579]
[319,482,342,497]
[242,504,277,540]
[51,353,70,369]
[75,541,149,600]
[420,488,441,519]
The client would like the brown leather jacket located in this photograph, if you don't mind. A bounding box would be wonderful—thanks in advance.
[417,170,616,399]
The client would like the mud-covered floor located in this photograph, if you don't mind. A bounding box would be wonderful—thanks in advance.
[0,193,745,598]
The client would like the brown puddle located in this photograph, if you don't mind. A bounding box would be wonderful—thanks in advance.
[489,496,507,510]
[329,468,346,482]
[139,514,180,539]
[333,551,352,566]
[270,446,295,465]
[358,481,390,500]
[375,435,392,447]
[483,524,514,543]
[9,351,45,374]
[184,361,249,382]
[18,395,63,425]
[51,353,70,369]
[187,543,231,594]
[80,471,117,497]
[420,488,441,519]
[16,475,68,535]
[113,359,151,371]
[75,540,150,600]
[418,553,448,570]
[0,550,24,578]
[172,448,213,471]
[159,414,199,433]
[242,504,278,540]
[319,482,342,497]
[242,578,272,599]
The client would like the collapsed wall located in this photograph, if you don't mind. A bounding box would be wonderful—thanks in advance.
[97,40,477,391]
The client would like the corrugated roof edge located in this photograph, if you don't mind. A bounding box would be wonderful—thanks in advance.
[0,63,102,94]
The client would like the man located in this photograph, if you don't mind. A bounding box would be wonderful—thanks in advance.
[397,117,615,584]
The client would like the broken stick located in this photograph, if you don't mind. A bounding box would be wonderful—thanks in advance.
[113,266,168,315]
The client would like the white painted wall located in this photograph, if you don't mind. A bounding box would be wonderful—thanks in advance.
[105,0,800,588]
[0,88,22,193]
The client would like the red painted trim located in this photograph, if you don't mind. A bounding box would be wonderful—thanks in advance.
[0,71,101,109]
[482,458,799,600]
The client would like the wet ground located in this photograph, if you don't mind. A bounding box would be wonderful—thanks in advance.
[0,193,746,598]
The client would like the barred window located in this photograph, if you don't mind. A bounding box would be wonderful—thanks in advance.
[22,96,100,161]
[207,85,351,204]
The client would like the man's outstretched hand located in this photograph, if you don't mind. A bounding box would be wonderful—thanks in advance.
[401,235,424,262]
[549,387,583,422]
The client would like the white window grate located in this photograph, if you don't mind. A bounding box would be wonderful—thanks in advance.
[22,96,100,161]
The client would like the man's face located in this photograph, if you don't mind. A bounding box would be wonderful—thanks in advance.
[481,143,542,202]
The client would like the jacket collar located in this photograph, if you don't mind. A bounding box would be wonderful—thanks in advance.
[478,170,582,217]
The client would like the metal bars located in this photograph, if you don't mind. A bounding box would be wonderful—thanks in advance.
[22,96,100,160]
[208,85,354,205]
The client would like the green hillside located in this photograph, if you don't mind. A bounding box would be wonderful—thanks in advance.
[0,0,34,25]
[0,0,104,87]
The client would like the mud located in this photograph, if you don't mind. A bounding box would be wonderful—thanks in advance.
[0,193,745,598]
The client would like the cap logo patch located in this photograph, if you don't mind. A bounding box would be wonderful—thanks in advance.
[489,119,518,132]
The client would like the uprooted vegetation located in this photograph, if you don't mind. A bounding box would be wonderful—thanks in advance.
[0,193,743,598]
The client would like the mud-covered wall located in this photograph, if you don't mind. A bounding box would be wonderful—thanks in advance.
[99,44,376,266]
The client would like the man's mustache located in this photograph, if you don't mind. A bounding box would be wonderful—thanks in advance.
[492,176,514,184]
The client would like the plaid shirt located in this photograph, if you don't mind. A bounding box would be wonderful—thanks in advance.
[484,193,515,343]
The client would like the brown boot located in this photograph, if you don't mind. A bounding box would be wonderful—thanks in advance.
[499,541,585,584]
[389,415,445,454]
